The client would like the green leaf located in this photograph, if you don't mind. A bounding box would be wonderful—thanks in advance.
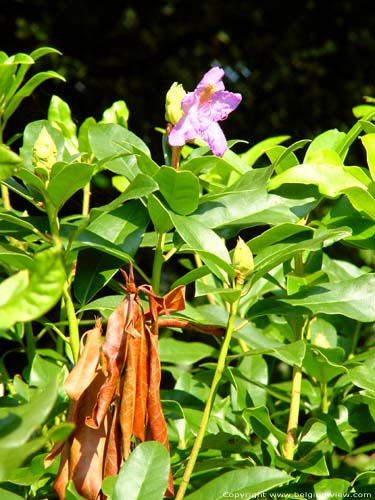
[0,379,58,480]
[349,359,375,393]
[340,186,375,220]
[30,46,62,61]
[269,158,368,199]
[0,487,25,500]
[241,135,291,166]
[242,406,287,443]
[112,442,170,500]
[288,273,375,321]
[267,140,309,174]
[47,161,95,210]
[0,244,34,270]
[184,466,292,500]
[251,227,351,285]
[154,166,200,215]
[171,213,232,282]
[194,168,317,235]
[158,337,218,365]
[303,345,347,382]
[77,295,123,315]
[3,71,65,127]
[0,246,66,330]
[48,95,78,153]
[94,173,158,213]
[74,201,148,303]
[314,478,351,498]
[89,123,157,179]
[101,99,129,128]
[361,133,375,181]
[277,450,330,476]
[303,129,346,160]
[148,194,174,233]
[0,144,22,181]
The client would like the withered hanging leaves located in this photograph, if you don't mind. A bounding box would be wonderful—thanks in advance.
[45,265,223,500]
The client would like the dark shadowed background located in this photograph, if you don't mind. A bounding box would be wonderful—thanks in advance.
[1,0,375,164]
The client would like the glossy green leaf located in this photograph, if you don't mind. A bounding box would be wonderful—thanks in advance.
[249,273,375,322]
[65,481,86,500]
[361,133,375,181]
[112,442,170,500]
[74,201,148,303]
[314,478,351,498]
[229,340,306,367]
[147,194,174,233]
[185,466,292,500]
[249,223,313,254]
[0,244,33,270]
[154,166,200,215]
[277,450,330,476]
[242,406,287,443]
[0,379,58,480]
[349,359,375,393]
[101,99,129,128]
[0,247,66,330]
[48,95,78,153]
[241,135,291,166]
[303,345,347,382]
[251,227,351,284]
[194,168,317,235]
[89,123,157,179]
[266,144,298,173]
[30,46,62,61]
[0,144,22,181]
[94,173,158,213]
[47,161,95,210]
[289,273,375,321]
[3,71,65,127]
[0,487,25,500]
[269,159,367,198]
[303,129,347,160]
[171,213,232,282]
[159,337,218,365]
[340,186,375,220]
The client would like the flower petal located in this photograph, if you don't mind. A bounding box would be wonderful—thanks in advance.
[209,90,242,121]
[197,67,225,92]
[200,121,228,157]
[168,113,199,146]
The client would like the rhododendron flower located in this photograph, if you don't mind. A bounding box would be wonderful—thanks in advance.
[168,67,242,157]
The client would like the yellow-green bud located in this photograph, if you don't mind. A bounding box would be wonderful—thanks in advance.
[32,127,57,176]
[165,82,186,125]
[233,237,254,281]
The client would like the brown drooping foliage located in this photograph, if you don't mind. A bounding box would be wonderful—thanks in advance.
[45,265,224,500]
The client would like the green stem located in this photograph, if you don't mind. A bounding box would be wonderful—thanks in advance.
[1,184,11,210]
[82,182,91,216]
[151,232,165,295]
[283,252,305,460]
[349,322,361,357]
[175,279,243,500]
[283,364,302,459]
[63,282,80,363]
[320,382,329,414]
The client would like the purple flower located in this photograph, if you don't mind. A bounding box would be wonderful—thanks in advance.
[168,67,242,157]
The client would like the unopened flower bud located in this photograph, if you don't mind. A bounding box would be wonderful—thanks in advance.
[233,237,254,281]
[32,127,57,176]
[165,82,186,125]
